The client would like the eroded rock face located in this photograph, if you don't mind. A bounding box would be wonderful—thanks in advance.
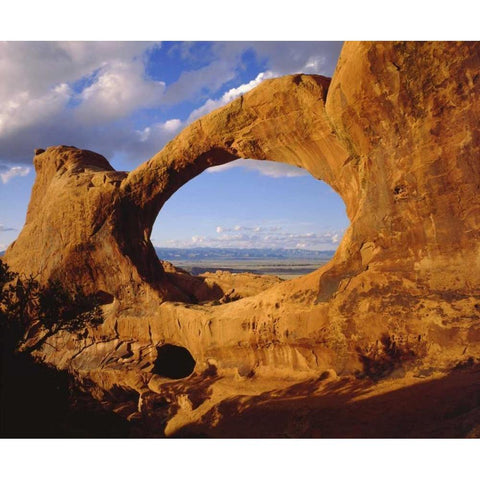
[4,42,480,428]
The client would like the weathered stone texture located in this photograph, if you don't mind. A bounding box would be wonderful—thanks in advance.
[5,42,480,411]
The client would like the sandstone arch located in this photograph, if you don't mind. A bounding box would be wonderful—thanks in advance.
[6,73,354,304]
[4,42,480,385]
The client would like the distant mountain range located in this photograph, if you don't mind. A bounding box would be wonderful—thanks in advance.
[0,248,335,263]
[155,247,335,261]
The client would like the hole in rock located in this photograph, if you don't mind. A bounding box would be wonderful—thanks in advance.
[152,344,196,379]
[152,159,349,281]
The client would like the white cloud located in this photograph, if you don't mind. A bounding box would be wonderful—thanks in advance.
[0,83,72,137]
[0,224,16,232]
[159,225,344,250]
[303,55,327,73]
[191,235,206,245]
[138,118,183,140]
[162,119,183,132]
[0,166,30,183]
[188,71,275,122]
[75,61,166,124]
[0,42,160,164]
[0,42,154,103]
[246,42,342,77]
[207,159,309,178]
[134,118,184,156]
[162,59,238,105]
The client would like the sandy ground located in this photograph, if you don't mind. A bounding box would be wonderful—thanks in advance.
[172,259,328,280]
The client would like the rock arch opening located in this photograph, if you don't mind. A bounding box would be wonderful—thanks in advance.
[152,159,349,284]
[152,344,196,379]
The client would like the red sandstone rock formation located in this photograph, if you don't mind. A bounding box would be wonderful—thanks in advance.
[4,41,480,435]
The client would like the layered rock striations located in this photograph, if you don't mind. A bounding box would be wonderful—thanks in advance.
[4,42,480,434]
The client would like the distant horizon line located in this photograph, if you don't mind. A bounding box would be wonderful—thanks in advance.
[154,246,336,252]
[1,246,337,256]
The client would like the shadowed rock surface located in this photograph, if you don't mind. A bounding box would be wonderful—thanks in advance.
[4,41,480,437]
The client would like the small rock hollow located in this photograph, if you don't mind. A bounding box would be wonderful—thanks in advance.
[152,344,196,379]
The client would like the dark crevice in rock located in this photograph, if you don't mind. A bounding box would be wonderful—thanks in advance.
[152,344,196,379]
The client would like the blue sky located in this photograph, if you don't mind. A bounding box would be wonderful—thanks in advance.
[0,41,348,251]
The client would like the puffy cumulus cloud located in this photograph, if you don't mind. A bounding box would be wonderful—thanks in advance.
[75,61,166,124]
[161,226,344,250]
[0,42,161,165]
[133,118,184,159]
[191,235,205,244]
[0,83,72,138]
[207,159,309,178]
[138,118,183,141]
[0,165,30,184]
[0,41,155,102]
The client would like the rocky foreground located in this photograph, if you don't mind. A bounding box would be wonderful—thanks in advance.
[4,41,480,437]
